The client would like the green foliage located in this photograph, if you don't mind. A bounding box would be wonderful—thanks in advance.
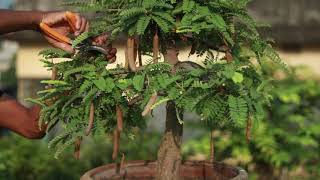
[72,31,90,47]
[29,0,286,157]
[182,67,320,179]
[228,96,248,127]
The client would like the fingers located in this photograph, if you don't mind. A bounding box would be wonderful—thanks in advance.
[108,56,117,63]
[74,14,89,36]
[106,47,117,62]
[74,13,81,30]
[109,48,117,55]
[44,35,74,53]
[79,17,88,35]
[92,33,110,46]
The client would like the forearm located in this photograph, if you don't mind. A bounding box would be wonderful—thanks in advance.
[0,9,44,34]
[0,96,45,139]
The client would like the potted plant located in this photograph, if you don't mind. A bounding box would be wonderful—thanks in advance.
[28,0,287,179]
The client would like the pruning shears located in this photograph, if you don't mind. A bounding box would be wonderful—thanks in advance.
[39,11,110,56]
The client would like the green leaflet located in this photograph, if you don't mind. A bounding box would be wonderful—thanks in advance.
[192,80,210,89]
[39,48,70,58]
[117,79,132,90]
[136,16,151,35]
[151,15,171,32]
[133,74,145,91]
[152,12,175,25]
[41,80,68,86]
[37,88,57,95]
[25,98,46,107]
[104,78,116,93]
[151,97,171,110]
[182,0,195,13]
[54,137,78,159]
[63,65,96,78]
[93,77,107,91]
[228,95,248,127]
[72,31,90,48]
[79,80,93,95]
[223,65,235,78]
[232,72,244,83]
[119,7,146,21]
[157,74,181,89]
[209,13,234,45]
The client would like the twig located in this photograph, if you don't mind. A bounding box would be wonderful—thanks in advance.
[51,66,57,80]
[85,102,95,136]
[116,105,123,132]
[74,137,82,160]
[112,129,120,160]
[128,96,144,106]
[142,92,158,117]
[120,153,125,169]
[127,37,137,72]
[153,30,159,63]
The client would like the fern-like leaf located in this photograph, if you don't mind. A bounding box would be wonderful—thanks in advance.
[228,95,248,126]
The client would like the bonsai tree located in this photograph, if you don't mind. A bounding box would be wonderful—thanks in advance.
[28,0,287,179]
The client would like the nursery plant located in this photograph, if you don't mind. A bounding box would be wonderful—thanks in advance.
[28,0,287,179]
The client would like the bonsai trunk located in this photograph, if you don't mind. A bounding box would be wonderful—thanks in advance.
[156,101,183,180]
[156,45,182,180]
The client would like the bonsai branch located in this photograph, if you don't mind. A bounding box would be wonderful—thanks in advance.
[85,102,95,136]
[141,91,158,117]
[116,105,123,132]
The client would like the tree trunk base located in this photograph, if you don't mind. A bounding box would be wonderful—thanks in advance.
[155,101,183,180]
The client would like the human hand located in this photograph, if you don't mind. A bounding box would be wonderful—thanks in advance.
[93,33,117,62]
[40,11,89,53]
[0,98,45,139]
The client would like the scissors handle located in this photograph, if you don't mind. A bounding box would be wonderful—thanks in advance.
[40,23,71,44]
[39,11,78,44]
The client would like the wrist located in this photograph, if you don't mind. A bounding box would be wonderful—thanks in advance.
[30,11,46,31]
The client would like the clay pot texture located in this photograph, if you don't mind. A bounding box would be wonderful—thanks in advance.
[81,160,247,180]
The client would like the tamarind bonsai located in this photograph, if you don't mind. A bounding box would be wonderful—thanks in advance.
[28,0,287,179]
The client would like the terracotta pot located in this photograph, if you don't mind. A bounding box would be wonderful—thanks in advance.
[81,160,248,180]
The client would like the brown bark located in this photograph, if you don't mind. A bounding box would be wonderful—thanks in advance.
[153,31,159,63]
[137,37,143,66]
[112,129,120,160]
[74,137,82,160]
[141,91,158,117]
[226,51,233,63]
[156,101,183,180]
[51,66,57,80]
[126,37,137,72]
[116,105,123,132]
[85,102,95,136]
[156,43,182,180]
[163,44,179,65]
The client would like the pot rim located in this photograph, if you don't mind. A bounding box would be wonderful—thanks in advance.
[81,160,248,180]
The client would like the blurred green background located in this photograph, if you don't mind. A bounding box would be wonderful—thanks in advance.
[1,66,320,180]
